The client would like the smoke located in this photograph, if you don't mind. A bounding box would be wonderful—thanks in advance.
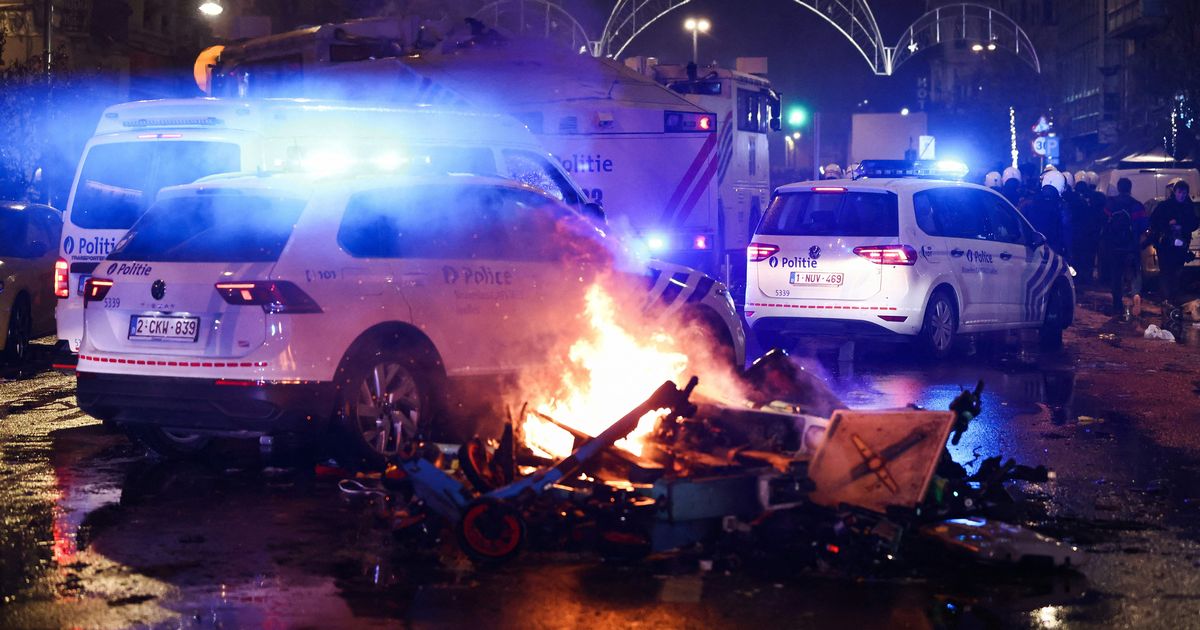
[502,213,754,451]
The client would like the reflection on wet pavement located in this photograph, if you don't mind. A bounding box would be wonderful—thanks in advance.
[3,334,1200,627]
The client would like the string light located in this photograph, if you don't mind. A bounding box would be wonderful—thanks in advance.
[1009,106,1018,169]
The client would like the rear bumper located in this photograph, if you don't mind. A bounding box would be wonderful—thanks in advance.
[76,372,337,435]
[750,316,912,342]
[744,298,923,337]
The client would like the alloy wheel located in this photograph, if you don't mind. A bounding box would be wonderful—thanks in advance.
[930,299,954,352]
[353,361,422,457]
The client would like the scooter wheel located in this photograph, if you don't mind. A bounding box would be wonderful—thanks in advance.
[457,498,526,564]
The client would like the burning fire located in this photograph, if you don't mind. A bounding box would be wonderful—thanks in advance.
[521,281,712,459]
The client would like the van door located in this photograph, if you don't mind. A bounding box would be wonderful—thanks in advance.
[922,187,1003,327]
[979,191,1031,324]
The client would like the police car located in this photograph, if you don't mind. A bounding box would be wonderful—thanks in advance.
[74,173,743,463]
[744,161,1074,358]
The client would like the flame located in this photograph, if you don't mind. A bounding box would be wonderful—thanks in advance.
[521,281,702,459]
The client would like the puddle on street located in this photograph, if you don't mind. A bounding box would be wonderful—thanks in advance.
[2,338,1198,627]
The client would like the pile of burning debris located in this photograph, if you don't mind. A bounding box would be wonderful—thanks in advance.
[340,349,1083,575]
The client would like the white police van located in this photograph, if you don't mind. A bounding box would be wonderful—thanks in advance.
[745,161,1074,358]
[55,99,608,357]
[75,173,743,463]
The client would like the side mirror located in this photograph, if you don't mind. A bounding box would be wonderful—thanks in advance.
[582,201,607,225]
[1029,232,1047,249]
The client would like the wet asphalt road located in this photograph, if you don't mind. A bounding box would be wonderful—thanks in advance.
[3,295,1200,629]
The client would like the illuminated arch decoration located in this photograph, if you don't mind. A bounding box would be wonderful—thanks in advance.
[888,3,1041,75]
[468,0,1040,77]
[472,0,595,53]
[599,0,889,74]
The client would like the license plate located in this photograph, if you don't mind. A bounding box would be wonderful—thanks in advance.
[790,271,844,287]
[128,315,200,342]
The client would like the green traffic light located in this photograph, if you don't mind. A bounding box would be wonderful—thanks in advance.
[788,107,807,127]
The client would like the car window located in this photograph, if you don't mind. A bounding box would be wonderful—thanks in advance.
[0,210,30,257]
[757,190,899,237]
[978,191,1025,244]
[913,188,987,240]
[71,141,241,230]
[24,212,54,256]
[339,185,597,262]
[503,150,582,206]
[108,194,307,262]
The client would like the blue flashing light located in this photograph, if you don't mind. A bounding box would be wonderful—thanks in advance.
[855,159,969,181]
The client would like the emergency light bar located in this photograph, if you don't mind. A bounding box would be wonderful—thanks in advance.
[664,111,715,133]
[854,160,969,181]
[121,117,225,128]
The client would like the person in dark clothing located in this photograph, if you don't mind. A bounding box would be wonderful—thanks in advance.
[1001,167,1023,208]
[1106,177,1149,313]
[1149,179,1199,304]
[1069,180,1104,284]
[1023,172,1071,259]
[1099,188,1140,315]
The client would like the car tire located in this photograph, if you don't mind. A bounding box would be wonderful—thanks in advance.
[336,345,434,470]
[126,426,212,458]
[3,298,32,364]
[1039,283,1069,351]
[682,305,739,369]
[754,328,791,355]
[918,290,957,360]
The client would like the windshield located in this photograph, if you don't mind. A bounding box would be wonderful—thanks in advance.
[108,194,306,263]
[758,191,899,237]
[70,141,241,230]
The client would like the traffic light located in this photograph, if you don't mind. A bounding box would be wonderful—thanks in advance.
[787,106,808,128]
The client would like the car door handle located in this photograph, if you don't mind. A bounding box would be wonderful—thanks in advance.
[950,248,964,258]
[999,252,1013,261]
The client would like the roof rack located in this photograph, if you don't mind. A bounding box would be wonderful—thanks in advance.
[854,159,969,181]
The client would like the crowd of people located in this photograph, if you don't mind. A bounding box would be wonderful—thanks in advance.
[814,160,1196,320]
[984,165,1198,320]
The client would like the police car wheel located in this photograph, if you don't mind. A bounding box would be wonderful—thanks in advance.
[337,347,431,469]
[125,426,212,458]
[918,291,957,359]
[3,299,31,364]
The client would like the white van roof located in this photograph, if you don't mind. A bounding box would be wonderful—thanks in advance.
[93,98,540,146]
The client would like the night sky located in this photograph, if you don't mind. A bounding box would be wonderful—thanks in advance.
[608,0,930,113]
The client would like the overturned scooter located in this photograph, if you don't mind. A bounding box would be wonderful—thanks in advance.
[401,377,699,563]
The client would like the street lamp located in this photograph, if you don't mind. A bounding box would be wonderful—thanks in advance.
[683,17,710,64]
[199,0,223,17]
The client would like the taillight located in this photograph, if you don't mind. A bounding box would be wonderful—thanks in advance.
[853,245,918,265]
[215,281,322,314]
[747,242,780,262]
[54,258,69,298]
[83,278,113,302]
[811,186,847,193]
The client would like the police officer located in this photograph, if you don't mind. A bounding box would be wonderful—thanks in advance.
[1000,166,1022,207]
[1149,179,1199,304]
[1023,170,1071,260]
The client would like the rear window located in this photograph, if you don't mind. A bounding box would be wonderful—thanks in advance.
[758,191,898,236]
[70,141,241,230]
[108,194,306,263]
